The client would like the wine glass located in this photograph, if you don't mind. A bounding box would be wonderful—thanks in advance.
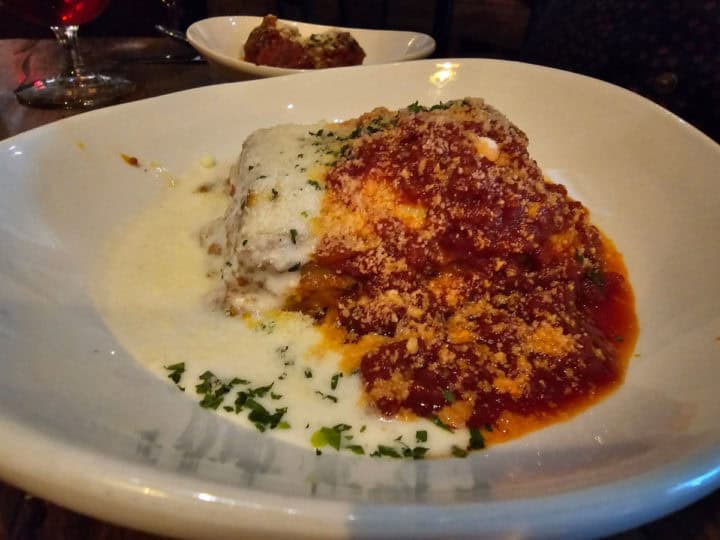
[3,0,134,109]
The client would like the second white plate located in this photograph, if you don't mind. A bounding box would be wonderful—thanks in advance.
[186,15,436,78]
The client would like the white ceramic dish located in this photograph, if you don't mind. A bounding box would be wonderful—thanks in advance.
[186,15,436,78]
[1,59,719,539]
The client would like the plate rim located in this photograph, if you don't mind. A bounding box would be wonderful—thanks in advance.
[1,414,718,539]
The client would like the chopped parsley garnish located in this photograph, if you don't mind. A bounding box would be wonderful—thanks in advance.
[360,425,367,433]
[270,392,283,400]
[451,445,468,458]
[288,263,301,272]
[195,371,248,409]
[410,446,429,459]
[468,427,485,450]
[442,389,456,403]
[244,399,287,432]
[304,368,313,378]
[368,441,428,460]
[290,228,298,244]
[233,382,275,412]
[310,424,360,454]
[416,430,428,443]
[429,101,453,111]
[271,188,279,200]
[242,239,248,246]
[307,180,322,190]
[300,211,309,218]
[164,362,185,384]
[309,128,324,137]
[311,426,342,450]
[431,415,454,432]
[406,100,454,114]
[330,372,343,390]
[407,101,424,113]
[484,423,494,432]
[374,445,401,458]
[314,391,338,403]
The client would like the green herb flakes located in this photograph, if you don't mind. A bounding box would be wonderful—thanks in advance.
[431,415,454,432]
[164,362,185,384]
[314,391,338,403]
[416,430,428,443]
[311,426,342,450]
[195,371,240,410]
[468,427,485,450]
[407,101,424,113]
[377,445,401,458]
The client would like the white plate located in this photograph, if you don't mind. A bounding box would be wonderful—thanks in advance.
[186,16,436,78]
[1,59,719,539]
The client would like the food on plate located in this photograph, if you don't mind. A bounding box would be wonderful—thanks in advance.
[201,98,637,446]
[243,14,365,69]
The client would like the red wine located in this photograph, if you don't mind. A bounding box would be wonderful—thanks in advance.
[4,0,111,26]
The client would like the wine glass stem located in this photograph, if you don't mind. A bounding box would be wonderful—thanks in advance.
[50,25,85,78]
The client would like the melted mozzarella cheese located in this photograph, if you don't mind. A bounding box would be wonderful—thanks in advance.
[93,163,470,459]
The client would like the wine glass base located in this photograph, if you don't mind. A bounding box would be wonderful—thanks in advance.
[15,72,135,110]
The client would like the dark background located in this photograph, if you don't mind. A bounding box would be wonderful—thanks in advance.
[1,0,718,138]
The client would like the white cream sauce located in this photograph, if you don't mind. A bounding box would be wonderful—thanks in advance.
[93,162,472,458]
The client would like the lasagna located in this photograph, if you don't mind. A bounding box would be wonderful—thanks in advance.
[203,98,637,442]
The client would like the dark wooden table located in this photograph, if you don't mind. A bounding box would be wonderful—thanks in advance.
[0,37,718,540]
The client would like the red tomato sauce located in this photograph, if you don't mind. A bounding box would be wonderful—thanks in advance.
[290,99,637,442]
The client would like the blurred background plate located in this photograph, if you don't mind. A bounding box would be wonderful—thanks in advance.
[186,15,435,78]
